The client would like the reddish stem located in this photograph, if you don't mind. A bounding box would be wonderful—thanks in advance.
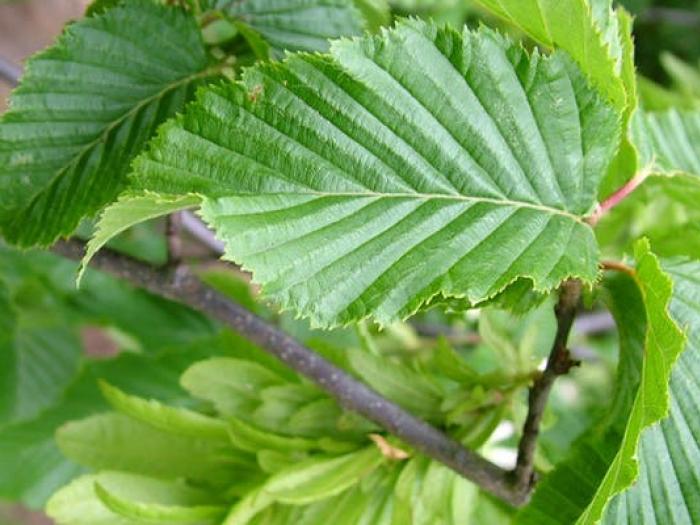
[587,168,651,226]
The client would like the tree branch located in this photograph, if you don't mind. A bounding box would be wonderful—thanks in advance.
[180,211,225,254]
[512,279,582,499]
[52,238,525,506]
[0,55,21,87]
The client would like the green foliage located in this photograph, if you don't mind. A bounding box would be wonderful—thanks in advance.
[208,0,381,56]
[0,0,217,246]
[131,19,619,327]
[1,0,700,523]
[603,258,700,524]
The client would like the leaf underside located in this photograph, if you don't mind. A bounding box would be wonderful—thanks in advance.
[632,109,700,175]
[132,20,620,327]
[517,241,687,524]
[602,258,700,524]
[0,0,213,246]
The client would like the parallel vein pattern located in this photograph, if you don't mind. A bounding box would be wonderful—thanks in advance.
[133,20,620,327]
[602,258,700,524]
[632,110,700,175]
[212,0,367,55]
[0,0,215,246]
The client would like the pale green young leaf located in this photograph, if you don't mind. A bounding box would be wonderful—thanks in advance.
[0,0,218,247]
[228,416,355,454]
[79,193,200,283]
[224,446,383,524]
[180,357,287,417]
[601,258,700,524]
[347,350,443,420]
[132,20,619,327]
[99,381,230,442]
[56,412,244,487]
[94,482,226,524]
[46,471,221,525]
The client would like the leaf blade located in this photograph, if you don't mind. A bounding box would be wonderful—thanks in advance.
[132,20,619,327]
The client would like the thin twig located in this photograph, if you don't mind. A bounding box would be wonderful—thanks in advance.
[0,55,21,87]
[512,279,582,500]
[180,211,225,254]
[52,238,525,507]
[600,260,636,276]
[166,212,184,264]
[587,167,651,226]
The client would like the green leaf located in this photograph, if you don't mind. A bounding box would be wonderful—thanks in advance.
[475,0,634,114]
[601,258,700,524]
[474,0,639,198]
[0,279,82,426]
[224,446,383,524]
[577,240,685,523]
[518,240,685,524]
[99,381,230,442]
[132,20,619,327]
[47,471,222,525]
[94,482,226,524]
[79,193,200,282]
[0,345,213,508]
[211,0,369,56]
[0,0,218,246]
[180,357,287,417]
[56,412,244,486]
[632,109,700,176]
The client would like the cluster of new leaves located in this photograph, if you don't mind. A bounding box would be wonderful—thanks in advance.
[1,0,700,523]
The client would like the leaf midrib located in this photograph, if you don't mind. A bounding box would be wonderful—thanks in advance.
[218,190,587,224]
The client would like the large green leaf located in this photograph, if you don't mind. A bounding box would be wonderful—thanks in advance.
[132,20,619,327]
[0,0,218,246]
[209,0,374,56]
[601,258,700,524]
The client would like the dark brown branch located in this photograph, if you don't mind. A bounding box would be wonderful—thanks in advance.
[512,279,582,500]
[52,238,524,506]
[166,212,184,264]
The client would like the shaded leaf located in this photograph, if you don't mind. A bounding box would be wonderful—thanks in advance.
[0,0,217,246]
[602,258,700,524]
